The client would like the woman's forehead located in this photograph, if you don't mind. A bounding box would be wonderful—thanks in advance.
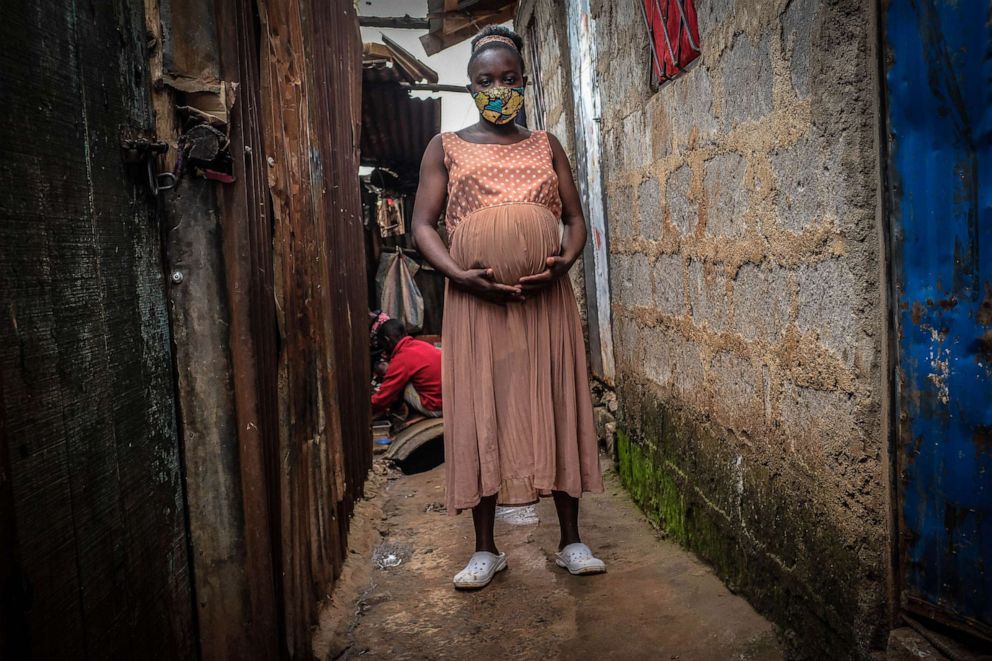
[469,48,522,76]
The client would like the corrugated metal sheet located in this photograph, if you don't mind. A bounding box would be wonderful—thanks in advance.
[1,1,370,658]
[363,36,439,84]
[214,0,284,656]
[153,1,280,657]
[257,1,369,657]
[361,83,441,172]
[883,0,992,640]
[310,0,373,545]
[360,37,442,173]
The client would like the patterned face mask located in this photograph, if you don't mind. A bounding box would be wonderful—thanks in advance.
[471,86,525,125]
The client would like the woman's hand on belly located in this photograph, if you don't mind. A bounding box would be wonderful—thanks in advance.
[454,267,526,304]
[517,256,570,293]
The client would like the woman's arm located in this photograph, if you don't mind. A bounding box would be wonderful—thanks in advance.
[411,135,524,303]
[517,132,588,293]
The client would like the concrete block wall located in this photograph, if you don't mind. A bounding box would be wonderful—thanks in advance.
[599,0,886,655]
[517,0,587,319]
[522,0,888,657]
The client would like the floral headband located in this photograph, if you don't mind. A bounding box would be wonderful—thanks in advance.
[474,35,518,52]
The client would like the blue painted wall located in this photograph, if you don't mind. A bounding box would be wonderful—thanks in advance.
[884,0,992,634]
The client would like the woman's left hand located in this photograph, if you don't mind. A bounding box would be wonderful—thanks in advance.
[517,256,571,293]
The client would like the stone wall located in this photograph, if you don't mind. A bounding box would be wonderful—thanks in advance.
[520,0,888,656]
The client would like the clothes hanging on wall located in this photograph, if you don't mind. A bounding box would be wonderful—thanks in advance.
[376,195,405,237]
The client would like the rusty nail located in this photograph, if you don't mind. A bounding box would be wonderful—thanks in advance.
[171,271,184,285]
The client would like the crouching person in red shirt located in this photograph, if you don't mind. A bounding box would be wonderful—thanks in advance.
[371,320,442,418]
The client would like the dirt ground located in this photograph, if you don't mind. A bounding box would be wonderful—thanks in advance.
[314,453,783,660]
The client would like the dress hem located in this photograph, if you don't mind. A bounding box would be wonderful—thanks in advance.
[447,483,606,516]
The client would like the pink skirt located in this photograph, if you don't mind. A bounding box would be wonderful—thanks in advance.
[442,202,604,514]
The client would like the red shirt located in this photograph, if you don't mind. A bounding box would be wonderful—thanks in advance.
[371,336,442,414]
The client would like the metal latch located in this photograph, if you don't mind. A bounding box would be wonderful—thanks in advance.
[121,138,175,197]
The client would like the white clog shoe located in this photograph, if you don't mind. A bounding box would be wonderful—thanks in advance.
[555,543,606,575]
[453,551,507,589]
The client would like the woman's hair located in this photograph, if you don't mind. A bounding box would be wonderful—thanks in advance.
[467,25,525,76]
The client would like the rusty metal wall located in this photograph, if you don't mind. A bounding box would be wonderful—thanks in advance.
[256,0,369,656]
[213,0,285,655]
[307,0,373,533]
[882,0,992,639]
[150,0,368,656]
[0,0,195,657]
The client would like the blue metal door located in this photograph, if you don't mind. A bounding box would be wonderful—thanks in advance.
[883,0,992,638]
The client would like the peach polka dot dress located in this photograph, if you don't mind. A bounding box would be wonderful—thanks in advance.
[440,130,604,514]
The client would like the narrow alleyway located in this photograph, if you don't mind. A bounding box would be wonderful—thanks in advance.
[315,456,783,660]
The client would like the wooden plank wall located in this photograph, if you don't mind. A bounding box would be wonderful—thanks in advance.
[0,0,195,657]
[150,0,283,656]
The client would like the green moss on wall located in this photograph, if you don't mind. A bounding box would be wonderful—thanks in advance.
[617,429,682,533]
[616,427,740,584]
[614,383,866,658]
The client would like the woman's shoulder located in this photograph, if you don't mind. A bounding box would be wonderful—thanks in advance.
[539,129,562,147]
[420,134,449,168]
[434,131,459,153]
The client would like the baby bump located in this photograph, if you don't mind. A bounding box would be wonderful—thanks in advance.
[449,203,561,285]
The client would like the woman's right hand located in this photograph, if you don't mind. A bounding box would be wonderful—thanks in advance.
[454,268,525,304]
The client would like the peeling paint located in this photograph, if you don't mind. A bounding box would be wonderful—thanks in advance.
[884,0,992,636]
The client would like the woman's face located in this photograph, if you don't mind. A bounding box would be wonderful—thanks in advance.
[467,48,526,93]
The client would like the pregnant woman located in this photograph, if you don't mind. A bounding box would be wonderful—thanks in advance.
[411,25,605,589]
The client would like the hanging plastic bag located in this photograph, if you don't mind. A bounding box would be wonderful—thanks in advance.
[375,251,424,333]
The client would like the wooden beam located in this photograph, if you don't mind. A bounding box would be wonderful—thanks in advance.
[420,4,517,55]
[402,82,470,93]
[359,15,429,29]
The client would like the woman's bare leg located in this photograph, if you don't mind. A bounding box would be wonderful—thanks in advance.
[552,491,582,550]
[472,494,499,554]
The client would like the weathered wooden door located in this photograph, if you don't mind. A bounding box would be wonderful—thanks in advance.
[882,0,991,639]
[0,1,195,657]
